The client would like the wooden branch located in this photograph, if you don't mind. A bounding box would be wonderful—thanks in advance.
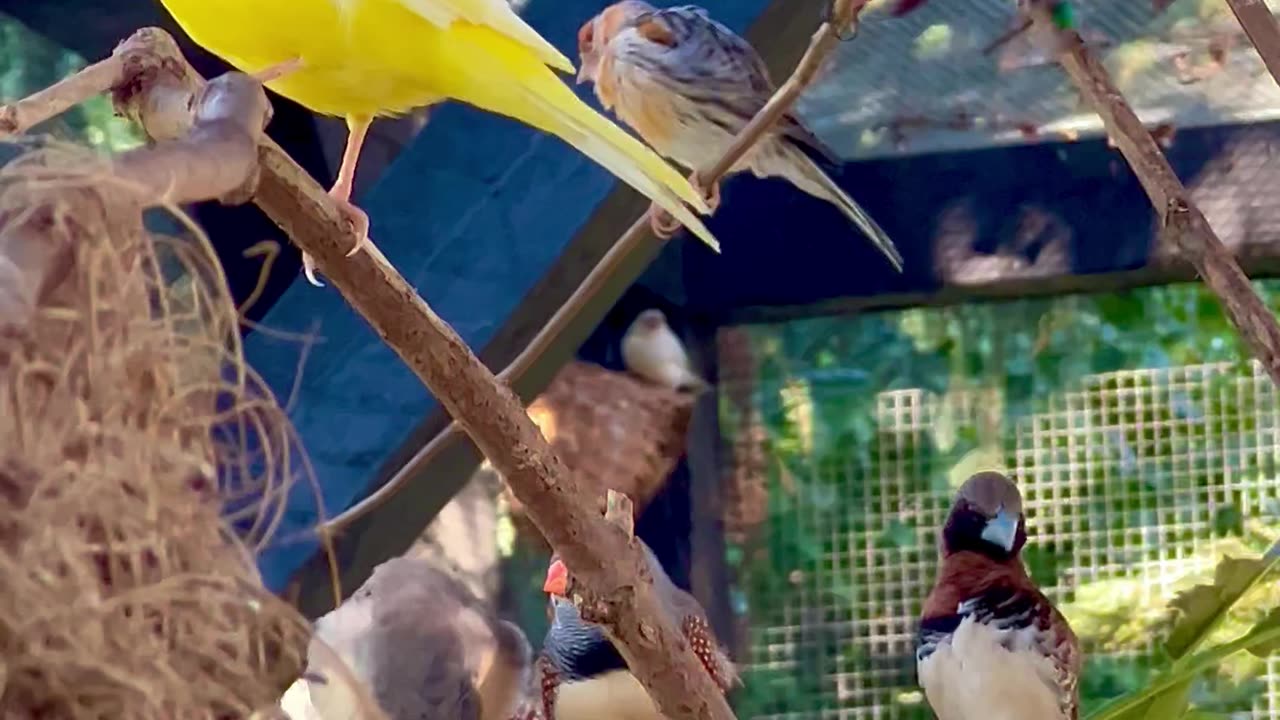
[1,26,748,720]
[1226,0,1280,87]
[322,0,871,532]
[1,4,866,712]
[1028,4,1280,386]
[255,105,746,720]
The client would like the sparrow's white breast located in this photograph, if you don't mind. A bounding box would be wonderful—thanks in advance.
[917,616,1066,720]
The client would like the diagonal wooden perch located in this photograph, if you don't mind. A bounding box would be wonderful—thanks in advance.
[322,0,875,532]
[1026,3,1280,387]
[1,1,873,713]
[0,15,848,720]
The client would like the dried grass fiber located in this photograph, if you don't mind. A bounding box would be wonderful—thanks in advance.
[0,138,310,718]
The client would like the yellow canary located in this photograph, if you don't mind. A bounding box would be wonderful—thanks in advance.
[156,0,720,285]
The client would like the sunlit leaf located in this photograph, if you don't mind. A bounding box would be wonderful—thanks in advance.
[1246,607,1280,659]
[1123,679,1190,720]
[1164,554,1280,660]
[1087,617,1280,720]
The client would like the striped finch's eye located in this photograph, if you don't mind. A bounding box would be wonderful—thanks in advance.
[577,20,595,55]
[635,17,677,48]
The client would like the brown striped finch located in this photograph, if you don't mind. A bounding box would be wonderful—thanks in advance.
[577,2,904,270]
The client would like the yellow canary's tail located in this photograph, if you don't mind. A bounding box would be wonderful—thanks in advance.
[434,31,720,252]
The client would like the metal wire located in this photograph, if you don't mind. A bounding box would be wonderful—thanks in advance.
[727,338,1280,719]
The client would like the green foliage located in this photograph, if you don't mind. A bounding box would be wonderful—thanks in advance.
[1089,600,1280,720]
[0,12,143,151]
[726,281,1280,719]
[1090,550,1280,720]
[1249,608,1280,659]
[1165,554,1280,660]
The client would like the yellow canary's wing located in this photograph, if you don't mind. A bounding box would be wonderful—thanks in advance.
[390,0,575,73]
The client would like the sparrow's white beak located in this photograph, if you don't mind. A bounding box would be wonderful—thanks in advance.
[980,507,1019,552]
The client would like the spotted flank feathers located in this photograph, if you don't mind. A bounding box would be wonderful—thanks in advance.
[681,615,738,692]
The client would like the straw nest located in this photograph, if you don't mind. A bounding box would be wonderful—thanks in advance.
[504,361,696,547]
[0,138,310,718]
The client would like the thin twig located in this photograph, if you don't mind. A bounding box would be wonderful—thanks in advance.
[323,0,870,533]
[1225,0,1280,87]
[1,33,269,329]
[1027,3,1280,387]
[0,55,129,136]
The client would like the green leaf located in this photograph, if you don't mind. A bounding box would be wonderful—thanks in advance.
[1087,609,1280,720]
[1116,679,1190,720]
[876,519,917,550]
[1246,607,1280,659]
[1164,553,1280,660]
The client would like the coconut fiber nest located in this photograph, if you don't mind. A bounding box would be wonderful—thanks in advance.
[504,361,696,546]
[0,139,310,718]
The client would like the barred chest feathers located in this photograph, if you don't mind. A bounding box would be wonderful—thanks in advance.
[916,609,1069,720]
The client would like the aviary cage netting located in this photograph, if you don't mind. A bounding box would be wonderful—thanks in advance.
[721,284,1280,720]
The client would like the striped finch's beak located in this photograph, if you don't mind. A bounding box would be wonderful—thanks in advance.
[577,57,596,85]
[543,559,569,596]
[980,507,1019,553]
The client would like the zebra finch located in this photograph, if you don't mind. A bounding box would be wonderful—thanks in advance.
[577,2,904,270]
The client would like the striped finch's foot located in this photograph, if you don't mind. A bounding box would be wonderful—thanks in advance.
[689,172,720,213]
[649,203,682,239]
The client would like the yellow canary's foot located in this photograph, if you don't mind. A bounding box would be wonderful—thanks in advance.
[300,196,377,287]
[329,188,371,259]
[302,251,324,288]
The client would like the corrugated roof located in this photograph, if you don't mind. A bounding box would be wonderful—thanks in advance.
[799,0,1280,160]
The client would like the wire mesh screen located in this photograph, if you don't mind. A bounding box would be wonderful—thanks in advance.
[800,0,1280,160]
[721,289,1280,720]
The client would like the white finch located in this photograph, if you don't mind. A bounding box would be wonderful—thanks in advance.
[577,2,903,270]
[621,308,708,393]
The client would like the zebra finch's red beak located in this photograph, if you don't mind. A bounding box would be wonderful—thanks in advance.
[543,559,569,596]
